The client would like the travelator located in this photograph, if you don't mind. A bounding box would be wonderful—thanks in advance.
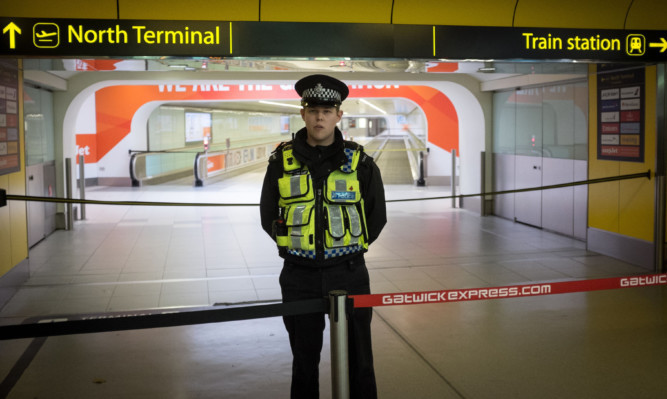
[127,131,428,187]
[128,138,281,187]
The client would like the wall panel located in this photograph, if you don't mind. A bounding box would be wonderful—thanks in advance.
[0,0,118,18]
[118,0,259,21]
[514,0,632,29]
[261,0,392,23]
[587,65,656,248]
[0,61,26,278]
[0,176,11,275]
[625,0,667,30]
[392,0,516,26]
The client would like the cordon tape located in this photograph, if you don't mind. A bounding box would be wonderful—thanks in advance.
[350,273,667,308]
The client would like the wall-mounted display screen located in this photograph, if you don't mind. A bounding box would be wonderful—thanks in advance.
[185,112,211,142]
[280,116,290,133]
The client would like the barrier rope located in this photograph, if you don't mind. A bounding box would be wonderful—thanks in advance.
[2,170,651,207]
[387,169,651,203]
[0,298,327,341]
[3,194,258,207]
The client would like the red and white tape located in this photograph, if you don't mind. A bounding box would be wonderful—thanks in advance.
[350,273,667,308]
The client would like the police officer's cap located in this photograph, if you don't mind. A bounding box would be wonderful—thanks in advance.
[295,74,349,107]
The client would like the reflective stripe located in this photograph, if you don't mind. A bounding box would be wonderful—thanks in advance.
[291,205,306,249]
[335,179,347,191]
[290,175,302,198]
[347,205,361,245]
[329,205,345,246]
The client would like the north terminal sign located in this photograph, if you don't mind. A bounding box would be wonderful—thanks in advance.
[1,17,666,61]
[2,18,232,57]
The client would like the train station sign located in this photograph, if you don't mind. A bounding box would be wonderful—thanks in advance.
[2,17,667,61]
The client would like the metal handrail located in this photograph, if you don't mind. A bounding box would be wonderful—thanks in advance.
[194,150,228,187]
[193,141,282,187]
[129,150,196,187]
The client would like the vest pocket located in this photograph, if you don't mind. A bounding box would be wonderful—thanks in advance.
[325,174,360,204]
[324,204,364,248]
[278,174,313,204]
[279,204,315,251]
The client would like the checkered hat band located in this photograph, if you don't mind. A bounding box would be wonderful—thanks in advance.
[302,86,341,103]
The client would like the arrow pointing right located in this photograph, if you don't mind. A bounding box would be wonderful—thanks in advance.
[2,22,22,49]
[649,37,667,53]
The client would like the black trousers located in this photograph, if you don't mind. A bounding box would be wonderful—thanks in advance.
[280,256,377,399]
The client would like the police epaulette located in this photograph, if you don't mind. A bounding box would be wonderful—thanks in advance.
[269,141,293,162]
[344,141,372,164]
[343,141,362,151]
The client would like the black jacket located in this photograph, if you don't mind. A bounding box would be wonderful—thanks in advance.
[260,127,387,266]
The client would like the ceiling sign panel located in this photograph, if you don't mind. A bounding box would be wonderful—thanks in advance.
[2,18,666,61]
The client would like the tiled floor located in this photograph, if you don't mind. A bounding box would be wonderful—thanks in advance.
[1,168,667,398]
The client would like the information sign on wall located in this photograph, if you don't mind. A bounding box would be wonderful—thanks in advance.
[0,59,19,176]
[597,64,645,162]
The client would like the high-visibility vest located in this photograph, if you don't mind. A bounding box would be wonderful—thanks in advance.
[275,143,369,260]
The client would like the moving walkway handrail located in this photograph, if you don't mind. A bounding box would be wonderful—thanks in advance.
[193,140,283,186]
[129,140,282,187]
[129,149,197,187]
[194,149,228,187]
[367,136,390,160]
[403,130,427,185]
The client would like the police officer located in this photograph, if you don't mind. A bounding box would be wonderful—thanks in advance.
[260,74,386,398]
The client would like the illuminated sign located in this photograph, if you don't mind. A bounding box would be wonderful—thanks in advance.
[1,18,232,56]
[397,25,667,61]
[1,17,667,61]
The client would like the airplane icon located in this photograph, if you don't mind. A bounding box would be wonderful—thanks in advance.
[35,30,57,43]
[33,23,59,48]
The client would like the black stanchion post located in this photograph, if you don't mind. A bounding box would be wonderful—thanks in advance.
[194,152,205,187]
[0,188,6,207]
[451,149,457,208]
[78,155,86,220]
[480,151,486,216]
[65,158,73,230]
[329,290,349,399]
[129,152,141,187]
[417,151,426,187]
